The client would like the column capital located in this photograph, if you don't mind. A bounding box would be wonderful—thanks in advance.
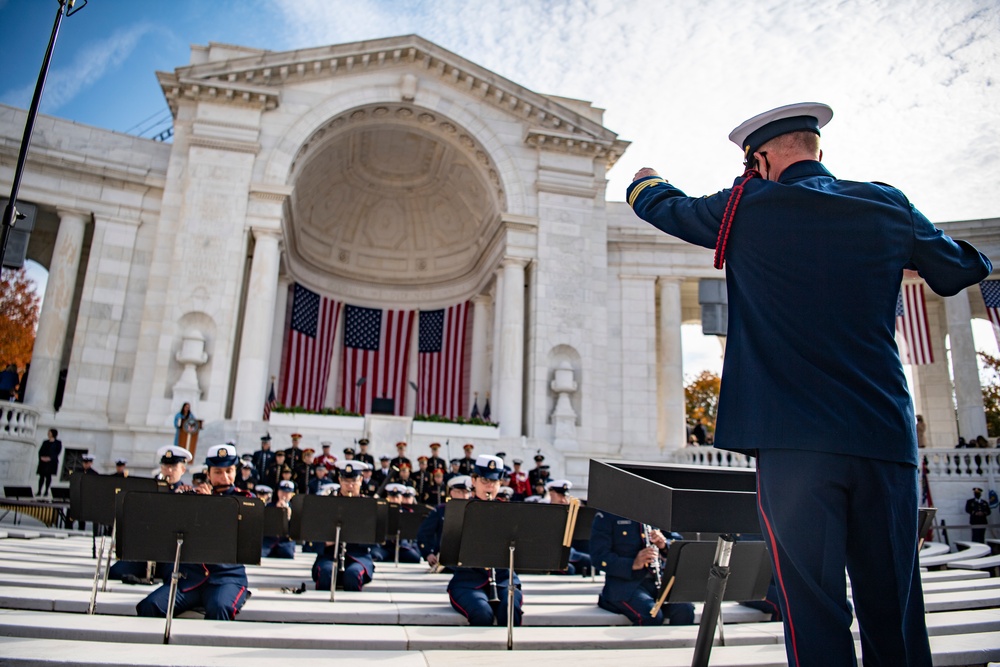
[54,207,90,223]
[251,226,282,242]
[472,293,492,307]
[656,275,685,287]
[501,257,528,270]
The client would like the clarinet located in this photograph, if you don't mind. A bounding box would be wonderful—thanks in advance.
[642,524,663,591]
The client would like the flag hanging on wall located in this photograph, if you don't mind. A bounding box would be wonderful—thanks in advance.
[341,305,415,415]
[279,283,341,411]
[980,280,1000,330]
[417,302,471,419]
[896,283,934,365]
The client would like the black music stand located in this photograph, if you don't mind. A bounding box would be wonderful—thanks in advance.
[588,459,762,667]
[263,506,290,538]
[72,476,164,608]
[918,507,937,547]
[440,500,579,649]
[385,503,433,566]
[290,495,384,601]
[118,492,263,643]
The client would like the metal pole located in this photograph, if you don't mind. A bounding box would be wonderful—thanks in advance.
[0,0,80,265]
[506,544,515,650]
[691,534,735,667]
[329,524,341,602]
[100,518,116,591]
[87,534,105,615]
[163,534,184,644]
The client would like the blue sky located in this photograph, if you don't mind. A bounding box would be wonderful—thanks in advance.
[2,0,999,376]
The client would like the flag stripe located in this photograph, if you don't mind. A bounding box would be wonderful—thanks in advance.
[278,284,341,411]
[418,302,470,418]
[341,306,415,415]
[896,283,934,366]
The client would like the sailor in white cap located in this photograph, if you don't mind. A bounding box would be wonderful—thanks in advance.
[136,443,254,621]
[544,480,591,576]
[262,480,296,559]
[417,474,473,566]
[627,102,991,665]
[311,461,376,592]
[445,455,523,627]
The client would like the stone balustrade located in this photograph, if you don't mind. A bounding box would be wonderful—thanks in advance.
[922,448,1000,479]
[670,446,755,468]
[0,402,37,443]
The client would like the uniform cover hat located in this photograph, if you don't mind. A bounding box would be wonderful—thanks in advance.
[205,443,239,468]
[729,102,833,158]
[473,454,504,480]
[278,480,296,492]
[447,475,473,490]
[158,445,193,464]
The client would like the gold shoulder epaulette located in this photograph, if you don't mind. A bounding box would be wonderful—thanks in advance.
[628,178,667,208]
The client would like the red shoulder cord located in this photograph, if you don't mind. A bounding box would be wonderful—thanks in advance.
[713,168,760,269]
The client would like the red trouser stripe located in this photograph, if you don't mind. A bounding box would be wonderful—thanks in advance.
[756,462,801,666]
[230,586,246,619]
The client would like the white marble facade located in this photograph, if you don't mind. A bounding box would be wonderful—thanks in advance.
[2,36,999,489]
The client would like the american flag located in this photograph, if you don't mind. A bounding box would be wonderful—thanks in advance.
[895,283,934,365]
[263,378,277,421]
[279,284,341,411]
[417,302,470,418]
[980,280,1000,330]
[341,305,415,415]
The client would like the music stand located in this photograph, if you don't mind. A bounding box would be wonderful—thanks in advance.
[290,495,384,601]
[588,459,763,667]
[571,505,598,579]
[385,503,433,566]
[918,507,937,548]
[118,491,262,643]
[263,506,290,538]
[72,476,164,610]
[440,499,580,649]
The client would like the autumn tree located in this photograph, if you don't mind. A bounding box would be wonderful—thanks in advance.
[0,267,39,369]
[685,370,721,433]
[980,352,1000,438]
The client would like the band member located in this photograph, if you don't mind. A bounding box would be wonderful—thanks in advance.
[445,458,462,483]
[446,455,523,626]
[373,455,393,487]
[509,458,531,501]
[284,432,304,467]
[235,460,256,492]
[496,486,514,502]
[372,484,422,563]
[293,448,316,493]
[355,438,375,467]
[528,453,546,488]
[361,466,378,497]
[967,487,991,543]
[590,510,694,626]
[264,450,287,489]
[157,445,193,492]
[254,484,273,505]
[262,480,296,558]
[390,442,411,471]
[546,480,592,575]
[308,464,332,495]
[414,456,431,498]
[251,434,276,473]
[314,442,337,471]
[457,444,476,474]
[427,442,447,472]
[112,459,129,477]
[422,468,447,506]
[418,475,473,564]
[311,461,375,592]
[136,444,253,620]
[395,461,416,489]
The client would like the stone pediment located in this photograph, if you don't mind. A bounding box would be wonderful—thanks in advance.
[157,35,629,167]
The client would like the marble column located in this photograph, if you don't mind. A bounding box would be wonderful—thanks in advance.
[656,277,685,450]
[497,259,526,437]
[469,294,491,413]
[231,229,281,421]
[268,277,291,385]
[910,298,957,447]
[25,209,87,411]
[945,288,988,440]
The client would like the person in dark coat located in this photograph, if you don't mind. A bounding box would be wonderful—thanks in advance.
[36,429,62,496]
[627,102,991,666]
[312,461,375,591]
[967,487,991,543]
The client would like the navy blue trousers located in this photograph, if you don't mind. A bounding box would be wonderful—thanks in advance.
[136,581,249,620]
[597,579,695,626]
[312,557,371,591]
[262,537,295,559]
[756,449,931,666]
[449,585,523,626]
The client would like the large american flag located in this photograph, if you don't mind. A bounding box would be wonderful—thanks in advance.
[980,280,1000,330]
[895,283,934,365]
[279,284,341,411]
[417,302,471,418]
[341,305,415,415]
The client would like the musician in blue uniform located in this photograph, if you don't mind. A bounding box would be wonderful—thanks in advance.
[371,484,422,563]
[136,443,253,620]
[627,102,992,666]
[446,455,523,626]
[545,480,592,576]
[311,461,375,592]
[418,475,473,566]
[157,445,193,492]
[251,434,276,474]
[262,480,296,559]
[590,511,694,626]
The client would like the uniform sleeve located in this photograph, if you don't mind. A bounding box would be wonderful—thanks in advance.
[907,204,992,296]
[626,177,729,250]
[589,512,635,580]
[417,506,442,558]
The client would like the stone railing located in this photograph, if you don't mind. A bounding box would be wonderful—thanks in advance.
[669,446,756,468]
[0,402,37,443]
[922,448,1000,479]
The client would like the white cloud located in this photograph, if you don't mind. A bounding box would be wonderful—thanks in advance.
[1,23,158,113]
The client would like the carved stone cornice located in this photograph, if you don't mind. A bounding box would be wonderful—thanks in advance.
[156,72,280,115]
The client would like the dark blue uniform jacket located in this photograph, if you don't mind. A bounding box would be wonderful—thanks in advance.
[628,161,991,465]
[590,511,659,602]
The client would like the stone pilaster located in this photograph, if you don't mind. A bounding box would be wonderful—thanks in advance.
[497,259,526,437]
[656,276,685,450]
[945,288,988,441]
[25,209,87,412]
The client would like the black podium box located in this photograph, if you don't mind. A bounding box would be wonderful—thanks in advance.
[587,460,759,534]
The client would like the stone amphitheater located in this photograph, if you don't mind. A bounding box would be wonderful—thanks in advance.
[0,522,998,666]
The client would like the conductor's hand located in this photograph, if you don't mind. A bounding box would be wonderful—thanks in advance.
[632,545,660,570]
[633,167,660,182]
[426,553,439,567]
